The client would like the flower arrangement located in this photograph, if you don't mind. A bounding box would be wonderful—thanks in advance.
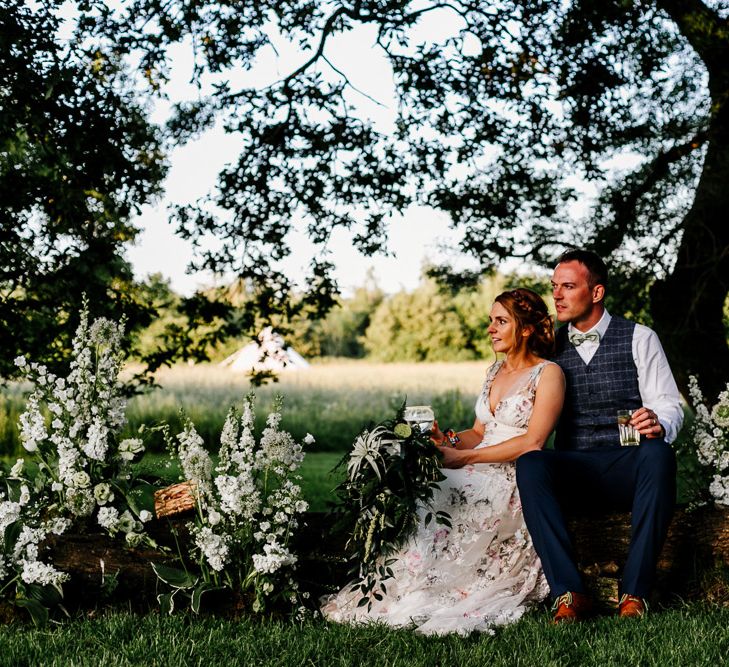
[3,303,156,623]
[687,377,729,506]
[330,405,449,606]
[153,395,310,616]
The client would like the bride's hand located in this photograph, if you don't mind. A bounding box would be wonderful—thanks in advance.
[439,446,469,468]
[430,420,445,445]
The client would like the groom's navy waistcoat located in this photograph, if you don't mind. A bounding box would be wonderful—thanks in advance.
[552,316,642,450]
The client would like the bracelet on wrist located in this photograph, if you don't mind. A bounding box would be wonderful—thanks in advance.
[444,428,461,447]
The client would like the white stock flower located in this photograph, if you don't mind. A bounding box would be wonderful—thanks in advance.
[20,560,69,587]
[0,501,22,533]
[252,541,297,575]
[18,393,47,452]
[83,419,109,461]
[97,506,120,532]
[178,424,213,493]
[194,526,231,572]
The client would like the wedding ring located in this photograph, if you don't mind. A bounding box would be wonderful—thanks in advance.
[651,417,656,426]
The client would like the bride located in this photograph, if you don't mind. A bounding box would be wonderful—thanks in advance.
[321,288,565,635]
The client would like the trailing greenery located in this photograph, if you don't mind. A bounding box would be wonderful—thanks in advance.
[330,406,448,605]
[0,605,728,666]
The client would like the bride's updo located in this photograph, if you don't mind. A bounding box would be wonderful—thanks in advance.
[494,288,555,358]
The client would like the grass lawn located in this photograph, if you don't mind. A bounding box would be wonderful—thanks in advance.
[0,604,727,666]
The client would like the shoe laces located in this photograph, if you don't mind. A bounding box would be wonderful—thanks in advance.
[619,593,648,612]
[552,592,575,611]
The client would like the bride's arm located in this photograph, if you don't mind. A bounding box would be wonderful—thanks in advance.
[439,364,565,467]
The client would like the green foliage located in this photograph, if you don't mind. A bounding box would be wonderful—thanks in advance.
[330,406,448,603]
[0,1,167,380]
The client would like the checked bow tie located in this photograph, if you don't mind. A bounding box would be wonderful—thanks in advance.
[569,331,600,347]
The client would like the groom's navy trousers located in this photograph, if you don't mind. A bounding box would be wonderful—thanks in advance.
[515,441,676,599]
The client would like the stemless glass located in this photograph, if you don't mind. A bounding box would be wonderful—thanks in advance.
[403,405,435,433]
[617,410,640,446]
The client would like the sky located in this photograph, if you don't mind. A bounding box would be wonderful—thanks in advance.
[123,8,486,297]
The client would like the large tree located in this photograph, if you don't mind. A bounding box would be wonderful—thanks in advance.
[84,2,729,398]
[0,1,167,378]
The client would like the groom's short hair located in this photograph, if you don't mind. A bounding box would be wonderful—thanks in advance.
[556,249,608,290]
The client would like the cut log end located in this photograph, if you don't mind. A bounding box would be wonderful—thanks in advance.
[154,481,197,518]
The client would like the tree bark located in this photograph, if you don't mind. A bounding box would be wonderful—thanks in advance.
[651,0,729,403]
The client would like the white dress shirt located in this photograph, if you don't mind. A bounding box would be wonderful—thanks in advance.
[567,311,684,443]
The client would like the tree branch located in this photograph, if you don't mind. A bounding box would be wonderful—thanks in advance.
[601,131,707,253]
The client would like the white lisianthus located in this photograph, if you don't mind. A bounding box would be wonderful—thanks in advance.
[93,483,115,505]
[9,458,24,478]
[139,510,153,523]
[118,438,144,461]
[125,532,143,548]
[208,509,222,526]
[19,485,30,506]
[117,510,136,534]
[71,471,91,489]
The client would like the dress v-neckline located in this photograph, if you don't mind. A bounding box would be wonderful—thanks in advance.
[487,360,545,416]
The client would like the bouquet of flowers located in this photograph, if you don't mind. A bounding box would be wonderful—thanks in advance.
[331,404,449,606]
[153,395,310,616]
[687,377,729,506]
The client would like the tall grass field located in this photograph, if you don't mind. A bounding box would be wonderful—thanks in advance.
[1,359,489,457]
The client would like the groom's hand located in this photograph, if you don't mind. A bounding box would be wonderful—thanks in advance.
[630,407,665,439]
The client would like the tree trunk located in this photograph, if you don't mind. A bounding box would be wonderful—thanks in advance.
[651,1,729,404]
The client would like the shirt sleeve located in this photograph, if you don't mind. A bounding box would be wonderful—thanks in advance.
[632,324,684,443]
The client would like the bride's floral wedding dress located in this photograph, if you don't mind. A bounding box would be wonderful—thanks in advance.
[321,360,552,635]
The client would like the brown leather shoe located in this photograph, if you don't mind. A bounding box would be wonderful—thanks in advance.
[552,591,592,624]
[618,594,647,618]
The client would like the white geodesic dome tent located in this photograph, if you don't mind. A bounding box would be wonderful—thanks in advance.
[219,327,310,373]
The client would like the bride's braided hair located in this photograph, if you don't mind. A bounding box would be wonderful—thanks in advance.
[494,288,555,358]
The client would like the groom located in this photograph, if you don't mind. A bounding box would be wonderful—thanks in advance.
[516,249,683,621]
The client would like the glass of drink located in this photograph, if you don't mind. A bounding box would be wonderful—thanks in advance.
[403,405,435,433]
[617,410,640,446]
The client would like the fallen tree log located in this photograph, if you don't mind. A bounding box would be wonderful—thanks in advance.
[40,505,729,614]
